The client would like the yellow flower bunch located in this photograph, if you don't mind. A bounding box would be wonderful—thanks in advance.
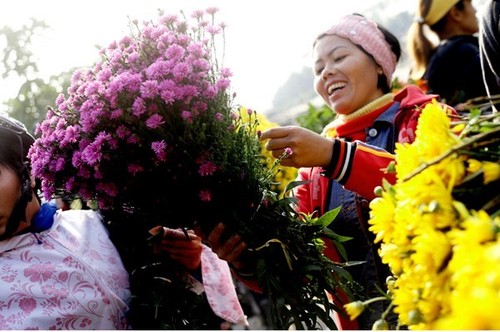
[239,107,298,195]
[366,101,500,329]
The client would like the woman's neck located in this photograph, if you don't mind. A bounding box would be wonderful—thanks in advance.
[338,93,394,123]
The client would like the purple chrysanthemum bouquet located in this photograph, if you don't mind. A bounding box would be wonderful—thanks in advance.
[28,8,354,330]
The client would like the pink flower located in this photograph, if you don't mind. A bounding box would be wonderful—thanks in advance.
[128,164,144,175]
[151,140,167,161]
[181,111,193,123]
[199,161,217,176]
[199,189,211,202]
[146,114,164,129]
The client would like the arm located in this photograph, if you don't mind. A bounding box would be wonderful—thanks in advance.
[260,126,396,200]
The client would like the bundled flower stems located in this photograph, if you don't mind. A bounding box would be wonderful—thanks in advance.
[29,8,355,329]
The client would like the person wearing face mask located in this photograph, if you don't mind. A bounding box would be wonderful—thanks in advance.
[0,113,131,329]
[255,14,457,329]
[407,0,486,108]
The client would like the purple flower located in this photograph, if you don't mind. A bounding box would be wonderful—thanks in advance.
[132,98,147,117]
[181,111,193,123]
[141,80,160,99]
[199,189,211,202]
[146,114,164,129]
[215,113,224,121]
[28,7,248,217]
[128,164,144,175]
[199,161,217,176]
[151,140,167,161]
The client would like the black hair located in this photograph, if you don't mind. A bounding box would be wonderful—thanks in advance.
[0,114,36,240]
[376,24,401,93]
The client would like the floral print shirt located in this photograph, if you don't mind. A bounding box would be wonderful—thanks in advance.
[0,209,130,329]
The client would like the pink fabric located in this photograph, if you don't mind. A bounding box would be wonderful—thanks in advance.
[322,14,397,85]
[200,245,248,326]
[0,210,130,329]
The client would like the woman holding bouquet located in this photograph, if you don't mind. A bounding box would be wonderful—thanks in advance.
[255,14,457,329]
[0,113,130,329]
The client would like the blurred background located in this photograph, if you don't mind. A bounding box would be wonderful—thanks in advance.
[0,1,489,329]
[0,0,488,131]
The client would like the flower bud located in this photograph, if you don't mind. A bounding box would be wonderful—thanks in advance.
[372,318,389,330]
[344,301,365,320]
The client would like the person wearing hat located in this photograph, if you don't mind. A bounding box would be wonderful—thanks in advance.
[407,0,485,108]
[0,113,131,329]
[209,13,458,329]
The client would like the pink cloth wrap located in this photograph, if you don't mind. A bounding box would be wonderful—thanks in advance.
[321,14,397,85]
[200,245,248,326]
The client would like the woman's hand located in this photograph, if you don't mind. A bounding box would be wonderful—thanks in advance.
[205,223,248,270]
[260,126,334,168]
[150,226,202,271]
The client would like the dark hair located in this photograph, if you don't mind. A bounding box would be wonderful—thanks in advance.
[0,115,34,177]
[376,24,401,93]
[352,14,401,93]
[0,114,36,240]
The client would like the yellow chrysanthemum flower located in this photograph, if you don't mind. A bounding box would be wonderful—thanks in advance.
[344,301,366,320]
[239,107,298,194]
[368,100,499,329]
[482,161,500,184]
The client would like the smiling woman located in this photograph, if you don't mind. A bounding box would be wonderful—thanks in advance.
[259,13,458,329]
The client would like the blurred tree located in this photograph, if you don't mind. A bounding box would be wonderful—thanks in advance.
[0,18,71,133]
[271,66,316,111]
[295,103,335,134]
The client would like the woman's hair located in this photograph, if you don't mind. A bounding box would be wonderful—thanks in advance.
[407,0,465,79]
[0,114,36,240]
[376,24,401,93]
[0,115,34,177]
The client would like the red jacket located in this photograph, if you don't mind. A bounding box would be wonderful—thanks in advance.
[295,85,449,216]
[294,85,454,329]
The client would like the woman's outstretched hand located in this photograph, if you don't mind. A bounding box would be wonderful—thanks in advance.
[260,126,333,168]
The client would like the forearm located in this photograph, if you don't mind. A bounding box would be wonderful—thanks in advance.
[322,140,396,200]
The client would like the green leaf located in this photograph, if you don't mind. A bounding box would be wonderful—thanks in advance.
[313,206,342,228]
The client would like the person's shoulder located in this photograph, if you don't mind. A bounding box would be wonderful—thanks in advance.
[445,35,479,52]
[57,208,100,219]
[394,85,438,108]
[54,209,104,231]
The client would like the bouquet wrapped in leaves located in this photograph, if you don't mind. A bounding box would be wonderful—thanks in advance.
[28,8,354,329]
[362,101,500,329]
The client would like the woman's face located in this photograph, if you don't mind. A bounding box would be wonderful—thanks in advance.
[460,0,479,34]
[313,34,384,116]
[0,165,21,237]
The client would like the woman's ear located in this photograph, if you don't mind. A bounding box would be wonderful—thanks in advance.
[447,6,462,24]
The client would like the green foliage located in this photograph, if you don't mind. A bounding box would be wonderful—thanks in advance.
[0,18,72,132]
[295,102,335,134]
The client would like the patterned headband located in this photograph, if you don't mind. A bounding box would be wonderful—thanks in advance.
[321,15,397,86]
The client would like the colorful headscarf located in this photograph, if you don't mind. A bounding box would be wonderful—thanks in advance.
[320,14,397,86]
